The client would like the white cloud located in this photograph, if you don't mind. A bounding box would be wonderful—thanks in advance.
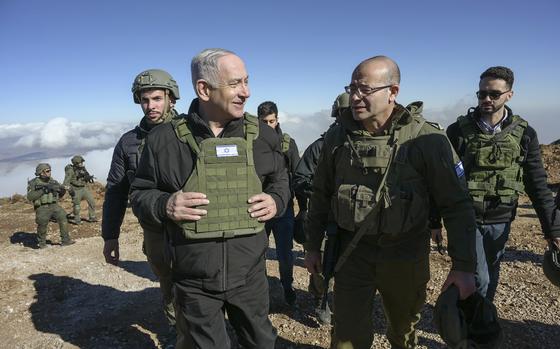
[0,118,133,151]
[279,109,333,153]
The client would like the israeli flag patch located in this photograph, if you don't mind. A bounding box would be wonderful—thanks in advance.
[454,161,465,178]
[216,145,238,157]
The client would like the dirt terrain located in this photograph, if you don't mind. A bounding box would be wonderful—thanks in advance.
[1,145,559,348]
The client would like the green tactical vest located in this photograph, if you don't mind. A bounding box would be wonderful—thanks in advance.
[458,113,527,204]
[281,133,291,154]
[331,113,432,237]
[29,178,58,209]
[172,114,265,239]
[65,165,86,187]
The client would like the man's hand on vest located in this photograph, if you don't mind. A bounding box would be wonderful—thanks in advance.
[248,193,277,222]
[166,191,209,221]
[441,270,476,300]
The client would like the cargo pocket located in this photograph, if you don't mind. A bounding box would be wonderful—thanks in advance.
[380,185,426,237]
[332,184,376,232]
[476,145,513,169]
[332,184,356,232]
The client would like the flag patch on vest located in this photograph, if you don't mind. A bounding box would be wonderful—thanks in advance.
[216,145,238,157]
[454,161,465,178]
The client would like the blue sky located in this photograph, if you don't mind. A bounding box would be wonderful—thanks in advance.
[0,0,559,196]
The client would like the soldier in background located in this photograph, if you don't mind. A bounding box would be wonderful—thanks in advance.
[63,155,97,225]
[102,69,180,347]
[257,100,303,306]
[292,92,349,324]
[27,163,74,248]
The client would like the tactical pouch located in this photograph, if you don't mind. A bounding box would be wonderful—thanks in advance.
[333,184,376,232]
[475,144,513,170]
[380,184,427,237]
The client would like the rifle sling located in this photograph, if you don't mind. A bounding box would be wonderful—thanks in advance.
[333,128,401,274]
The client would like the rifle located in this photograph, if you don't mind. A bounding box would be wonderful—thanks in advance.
[35,182,65,197]
[76,168,95,183]
[318,222,339,323]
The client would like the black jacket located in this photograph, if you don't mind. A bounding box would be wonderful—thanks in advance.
[101,116,166,241]
[447,106,560,238]
[130,99,290,291]
[274,124,306,209]
[293,136,325,211]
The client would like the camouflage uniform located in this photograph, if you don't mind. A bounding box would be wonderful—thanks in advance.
[27,164,72,247]
[63,155,96,224]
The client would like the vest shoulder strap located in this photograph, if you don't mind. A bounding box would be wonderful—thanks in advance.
[281,133,291,153]
[172,117,201,155]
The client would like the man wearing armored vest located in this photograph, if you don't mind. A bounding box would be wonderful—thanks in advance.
[27,163,74,248]
[63,155,97,225]
[304,56,477,349]
[101,69,181,347]
[130,48,290,349]
[257,100,303,306]
[442,66,560,303]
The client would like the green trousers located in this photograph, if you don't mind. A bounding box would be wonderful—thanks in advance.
[331,235,430,349]
[71,186,96,222]
[143,230,176,328]
[35,203,69,245]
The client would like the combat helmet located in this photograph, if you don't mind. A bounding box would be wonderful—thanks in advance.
[71,155,85,165]
[35,163,51,176]
[331,92,350,118]
[543,242,560,288]
[433,286,502,349]
[132,69,180,104]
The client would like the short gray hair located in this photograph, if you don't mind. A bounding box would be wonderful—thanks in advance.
[191,48,236,89]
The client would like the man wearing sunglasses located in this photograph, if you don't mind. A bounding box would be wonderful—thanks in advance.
[304,56,477,348]
[443,66,560,303]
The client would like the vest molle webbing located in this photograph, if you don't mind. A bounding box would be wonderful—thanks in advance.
[458,113,527,204]
[173,114,265,239]
[332,115,428,235]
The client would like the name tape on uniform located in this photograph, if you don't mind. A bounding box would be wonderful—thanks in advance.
[216,145,239,157]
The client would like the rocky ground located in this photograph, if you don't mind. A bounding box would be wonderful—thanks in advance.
[1,145,559,348]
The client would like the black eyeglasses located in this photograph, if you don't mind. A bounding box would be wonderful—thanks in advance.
[476,90,510,100]
[344,84,392,98]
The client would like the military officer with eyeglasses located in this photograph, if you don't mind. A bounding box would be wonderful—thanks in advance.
[434,66,560,304]
[304,55,477,348]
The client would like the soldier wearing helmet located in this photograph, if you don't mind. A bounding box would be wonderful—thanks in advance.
[102,68,180,347]
[292,92,350,325]
[63,155,97,225]
[27,163,74,248]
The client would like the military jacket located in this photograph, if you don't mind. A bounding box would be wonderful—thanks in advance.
[305,102,477,272]
[27,177,63,208]
[63,165,89,187]
[102,109,178,241]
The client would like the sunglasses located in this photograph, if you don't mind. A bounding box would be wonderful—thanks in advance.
[476,90,510,100]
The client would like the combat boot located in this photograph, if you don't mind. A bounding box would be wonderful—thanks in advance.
[61,238,75,246]
[88,216,98,223]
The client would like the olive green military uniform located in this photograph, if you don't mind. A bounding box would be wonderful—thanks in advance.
[64,163,97,224]
[27,177,70,247]
[304,102,476,349]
